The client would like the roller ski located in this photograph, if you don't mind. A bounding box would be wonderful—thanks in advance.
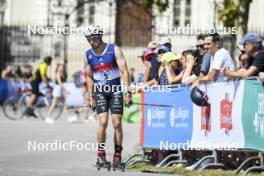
[96,153,111,171]
[112,152,125,172]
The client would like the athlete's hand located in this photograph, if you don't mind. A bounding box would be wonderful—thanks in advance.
[124,91,133,108]
[88,96,96,112]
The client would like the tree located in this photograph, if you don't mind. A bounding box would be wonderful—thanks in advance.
[216,0,253,58]
[217,0,252,35]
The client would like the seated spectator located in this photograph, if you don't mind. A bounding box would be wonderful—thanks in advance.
[192,33,235,87]
[223,32,264,78]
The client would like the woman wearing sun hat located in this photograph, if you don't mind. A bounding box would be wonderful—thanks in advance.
[158,52,183,85]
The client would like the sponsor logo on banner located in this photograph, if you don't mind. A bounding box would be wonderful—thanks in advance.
[201,105,211,136]
[220,93,233,136]
[253,93,264,138]
[146,108,166,128]
[170,107,189,128]
[170,108,175,128]
[147,109,152,127]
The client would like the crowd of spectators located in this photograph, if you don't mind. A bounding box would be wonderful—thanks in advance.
[1,64,33,81]
[140,32,264,89]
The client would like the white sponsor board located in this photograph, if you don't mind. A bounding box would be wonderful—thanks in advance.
[190,81,245,149]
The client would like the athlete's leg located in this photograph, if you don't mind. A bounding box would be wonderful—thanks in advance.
[109,91,124,166]
[111,114,123,146]
[94,92,109,164]
[97,112,109,145]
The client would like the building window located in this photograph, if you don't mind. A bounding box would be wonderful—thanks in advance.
[173,0,181,26]
[77,0,84,26]
[173,0,192,26]
[88,5,95,24]
[185,0,191,25]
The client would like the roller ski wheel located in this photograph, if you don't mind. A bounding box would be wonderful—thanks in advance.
[96,157,111,171]
[112,162,125,172]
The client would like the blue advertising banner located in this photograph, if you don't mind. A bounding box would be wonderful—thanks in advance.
[0,79,8,103]
[143,86,193,149]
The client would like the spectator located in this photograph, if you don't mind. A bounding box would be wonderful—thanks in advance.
[183,34,212,84]
[223,32,264,78]
[13,65,23,80]
[144,38,171,86]
[156,45,172,85]
[162,52,183,84]
[159,36,172,50]
[143,41,160,86]
[46,63,67,124]
[23,65,33,81]
[192,33,235,87]
[196,34,212,76]
[1,65,13,80]
[237,52,252,70]
[181,50,200,83]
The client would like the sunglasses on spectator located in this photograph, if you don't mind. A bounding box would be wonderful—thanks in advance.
[205,42,212,46]
[196,44,205,49]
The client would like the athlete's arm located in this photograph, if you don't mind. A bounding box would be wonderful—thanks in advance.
[85,63,94,97]
[115,46,131,91]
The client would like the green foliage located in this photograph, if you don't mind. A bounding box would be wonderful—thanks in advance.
[216,0,240,27]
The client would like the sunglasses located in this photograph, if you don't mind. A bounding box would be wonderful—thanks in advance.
[205,42,212,46]
[86,36,100,43]
[196,44,205,49]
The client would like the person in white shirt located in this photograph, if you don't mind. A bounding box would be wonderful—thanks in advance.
[192,33,235,87]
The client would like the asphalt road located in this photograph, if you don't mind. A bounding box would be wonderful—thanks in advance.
[0,108,174,176]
